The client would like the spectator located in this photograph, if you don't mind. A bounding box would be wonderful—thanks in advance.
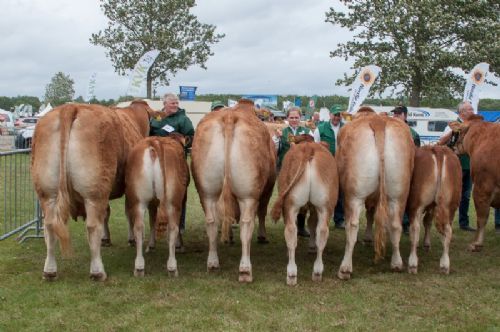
[273,106,316,237]
[391,105,421,234]
[438,101,475,232]
[149,93,195,251]
[313,105,345,229]
[211,100,225,112]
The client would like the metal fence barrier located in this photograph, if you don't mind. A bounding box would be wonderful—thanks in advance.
[0,148,43,242]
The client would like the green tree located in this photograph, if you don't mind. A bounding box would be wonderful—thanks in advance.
[326,1,499,106]
[44,72,75,106]
[90,0,224,98]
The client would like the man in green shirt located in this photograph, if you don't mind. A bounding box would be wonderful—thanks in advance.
[149,93,195,251]
[313,105,345,229]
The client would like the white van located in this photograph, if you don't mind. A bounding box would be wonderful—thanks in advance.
[368,106,458,145]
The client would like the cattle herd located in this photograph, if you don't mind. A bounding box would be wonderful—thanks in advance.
[31,100,500,284]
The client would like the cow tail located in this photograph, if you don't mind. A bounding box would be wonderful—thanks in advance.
[53,105,77,256]
[154,139,169,238]
[432,147,446,234]
[218,112,238,242]
[271,145,314,223]
[371,120,388,262]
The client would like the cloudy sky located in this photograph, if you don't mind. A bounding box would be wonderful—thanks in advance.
[1,0,498,101]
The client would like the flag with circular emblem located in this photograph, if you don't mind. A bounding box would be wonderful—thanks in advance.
[347,65,381,114]
[463,63,489,114]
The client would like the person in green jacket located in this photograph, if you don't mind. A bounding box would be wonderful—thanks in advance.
[273,106,315,237]
[313,105,345,229]
[438,101,475,232]
[149,93,195,252]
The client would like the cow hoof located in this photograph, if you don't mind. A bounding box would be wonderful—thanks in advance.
[167,269,179,277]
[423,245,431,252]
[145,246,155,253]
[440,266,450,275]
[90,272,107,282]
[175,246,186,254]
[207,262,220,271]
[128,239,136,247]
[408,266,418,274]
[134,269,145,277]
[468,244,483,252]
[238,271,253,283]
[337,270,351,280]
[391,265,404,273]
[257,236,269,244]
[312,272,322,282]
[101,239,112,247]
[363,239,372,246]
[43,271,58,281]
[287,275,297,286]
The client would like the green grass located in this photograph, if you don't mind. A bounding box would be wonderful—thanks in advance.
[1,180,499,331]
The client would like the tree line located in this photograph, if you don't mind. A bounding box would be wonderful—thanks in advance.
[2,93,499,114]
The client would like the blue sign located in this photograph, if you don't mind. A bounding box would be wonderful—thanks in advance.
[179,86,197,101]
[295,97,302,107]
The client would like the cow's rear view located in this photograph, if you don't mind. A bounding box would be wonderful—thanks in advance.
[191,99,276,282]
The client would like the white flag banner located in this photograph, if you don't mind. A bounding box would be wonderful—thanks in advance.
[347,65,381,114]
[85,72,97,102]
[126,49,160,97]
[463,62,489,114]
[282,100,292,110]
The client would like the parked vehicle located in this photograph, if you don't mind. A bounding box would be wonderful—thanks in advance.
[15,117,39,128]
[14,125,36,149]
[370,106,458,145]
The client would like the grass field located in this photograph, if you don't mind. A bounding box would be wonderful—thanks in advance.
[1,180,499,331]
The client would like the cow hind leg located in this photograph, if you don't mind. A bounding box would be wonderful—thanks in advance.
[204,197,220,271]
[439,223,452,274]
[338,199,363,280]
[284,206,299,286]
[389,202,404,272]
[132,203,147,277]
[42,202,58,281]
[307,207,318,254]
[125,198,136,247]
[85,200,108,281]
[238,199,257,283]
[408,208,423,274]
[312,206,330,282]
[167,206,181,277]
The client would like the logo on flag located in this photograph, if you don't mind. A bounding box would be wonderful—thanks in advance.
[463,62,489,114]
[347,65,381,114]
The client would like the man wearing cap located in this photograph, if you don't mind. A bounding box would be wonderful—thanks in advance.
[211,100,225,112]
[392,106,421,147]
[149,92,195,252]
[313,104,345,229]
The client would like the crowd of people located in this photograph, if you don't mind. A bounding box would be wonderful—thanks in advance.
[150,93,500,249]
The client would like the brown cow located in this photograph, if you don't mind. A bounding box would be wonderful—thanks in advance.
[449,115,500,251]
[191,99,276,282]
[32,100,157,281]
[271,138,338,285]
[336,107,414,280]
[407,146,462,274]
[125,135,189,277]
